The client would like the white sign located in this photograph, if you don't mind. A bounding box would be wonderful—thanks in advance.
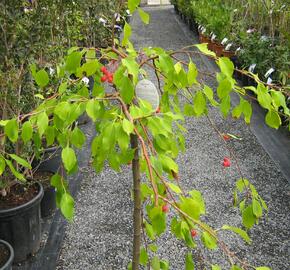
[135,79,160,111]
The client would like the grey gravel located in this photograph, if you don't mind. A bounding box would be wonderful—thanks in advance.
[57,6,290,270]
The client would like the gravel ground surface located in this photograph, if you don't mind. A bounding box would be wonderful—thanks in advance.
[57,6,290,270]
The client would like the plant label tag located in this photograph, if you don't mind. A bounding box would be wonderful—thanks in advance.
[236,47,241,53]
[135,79,160,111]
[221,38,228,45]
[211,34,216,41]
[267,77,273,84]
[264,68,275,78]
[248,64,256,73]
[225,43,232,51]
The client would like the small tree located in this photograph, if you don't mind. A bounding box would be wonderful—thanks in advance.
[0,1,289,269]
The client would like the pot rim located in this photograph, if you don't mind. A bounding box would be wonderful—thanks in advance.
[0,182,44,217]
[0,239,14,269]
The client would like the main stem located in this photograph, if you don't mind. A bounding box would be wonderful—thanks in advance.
[131,134,141,270]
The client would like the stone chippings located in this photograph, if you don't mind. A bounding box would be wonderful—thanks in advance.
[57,6,290,270]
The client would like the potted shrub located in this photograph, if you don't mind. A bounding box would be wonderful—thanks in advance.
[0,239,14,270]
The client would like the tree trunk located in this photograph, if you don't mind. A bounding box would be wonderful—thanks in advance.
[131,134,141,270]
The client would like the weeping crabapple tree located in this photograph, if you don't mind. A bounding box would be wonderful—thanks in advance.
[1,0,289,269]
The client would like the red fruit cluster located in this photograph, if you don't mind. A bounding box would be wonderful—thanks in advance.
[162,204,170,213]
[156,107,161,113]
[190,229,197,238]
[223,157,231,167]
[100,66,114,83]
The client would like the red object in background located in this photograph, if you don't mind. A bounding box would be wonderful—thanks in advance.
[191,229,197,237]
[156,107,161,113]
[223,157,231,167]
[162,204,170,213]
[101,75,107,82]
[223,134,230,141]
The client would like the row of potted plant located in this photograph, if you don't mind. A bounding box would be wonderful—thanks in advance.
[171,0,290,87]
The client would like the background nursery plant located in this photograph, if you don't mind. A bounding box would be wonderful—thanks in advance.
[1,0,290,269]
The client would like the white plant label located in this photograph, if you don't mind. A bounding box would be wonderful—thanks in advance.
[225,43,232,51]
[135,79,160,111]
[211,34,216,41]
[267,77,273,84]
[264,68,275,78]
[221,38,228,45]
[248,64,256,73]
[236,47,241,52]
[82,77,89,86]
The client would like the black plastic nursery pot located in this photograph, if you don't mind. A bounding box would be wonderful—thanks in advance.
[0,182,44,263]
[0,240,14,270]
[33,147,61,217]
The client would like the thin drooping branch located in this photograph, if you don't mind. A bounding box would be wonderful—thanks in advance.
[131,134,142,270]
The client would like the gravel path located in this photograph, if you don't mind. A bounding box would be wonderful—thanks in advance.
[57,6,290,270]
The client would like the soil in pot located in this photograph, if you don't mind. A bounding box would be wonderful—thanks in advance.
[0,182,43,263]
[0,243,9,268]
[0,240,13,270]
[0,184,39,210]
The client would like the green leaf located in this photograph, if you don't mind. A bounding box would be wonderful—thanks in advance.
[211,265,221,270]
[217,57,234,78]
[151,256,160,270]
[188,61,198,86]
[255,267,271,270]
[149,244,158,253]
[167,182,182,194]
[78,60,99,76]
[45,126,56,146]
[138,8,150,24]
[252,199,263,218]
[203,86,218,106]
[122,57,139,85]
[195,43,216,57]
[122,22,132,46]
[145,221,156,240]
[220,95,231,117]
[185,253,195,270]
[159,154,178,173]
[222,225,252,244]
[5,159,25,181]
[128,0,140,13]
[201,231,217,249]
[66,51,82,73]
[54,102,71,121]
[9,154,31,169]
[149,207,166,236]
[37,112,48,136]
[34,69,49,87]
[0,156,6,176]
[127,262,132,270]
[184,104,195,116]
[193,91,206,116]
[231,266,242,270]
[86,100,100,121]
[5,119,19,143]
[179,197,202,220]
[21,121,33,143]
[71,127,86,149]
[242,205,256,229]
[122,119,134,135]
[62,147,77,173]
[140,248,148,266]
[160,260,169,270]
[217,78,232,99]
[119,76,134,104]
[58,82,67,94]
[265,110,281,129]
[60,193,74,221]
